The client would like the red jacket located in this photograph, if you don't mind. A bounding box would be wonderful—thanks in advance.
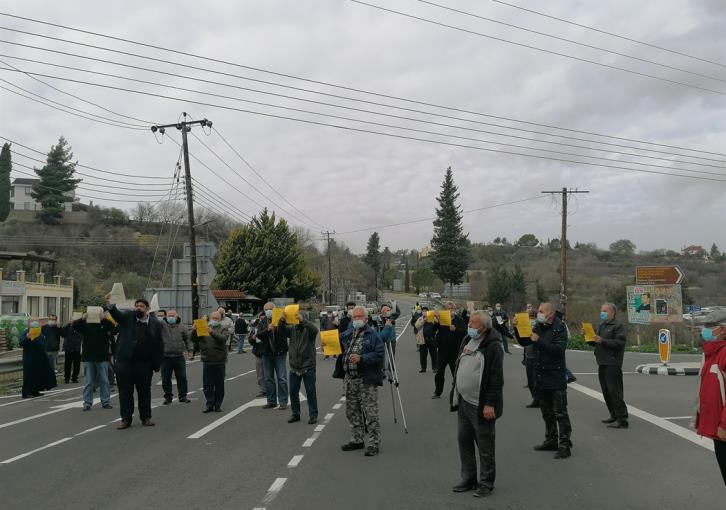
[697,339,726,440]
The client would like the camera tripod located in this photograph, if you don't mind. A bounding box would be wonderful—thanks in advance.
[384,340,408,433]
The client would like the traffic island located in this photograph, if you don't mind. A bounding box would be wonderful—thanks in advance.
[636,362,701,376]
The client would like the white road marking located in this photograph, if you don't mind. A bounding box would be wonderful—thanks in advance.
[0,408,68,429]
[261,478,287,505]
[662,416,692,420]
[572,372,638,375]
[324,413,334,421]
[302,431,321,447]
[287,455,304,468]
[0,386,82,408]
[568,383,713,451]
[75,424,106,436]
[225,369,255,381]
[0,437,73,464]
[332,403,342,410]
[314,424,325,432]
[339,397,346,401]
[187,398,268,439]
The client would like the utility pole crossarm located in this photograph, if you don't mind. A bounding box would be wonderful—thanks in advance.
[540,188,589,319]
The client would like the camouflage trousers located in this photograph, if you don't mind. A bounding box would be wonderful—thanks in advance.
[345,376,380,450]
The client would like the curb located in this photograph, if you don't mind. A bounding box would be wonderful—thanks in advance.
[636,364,700,376]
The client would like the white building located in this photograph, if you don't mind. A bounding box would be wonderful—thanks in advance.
[10,178,74,212]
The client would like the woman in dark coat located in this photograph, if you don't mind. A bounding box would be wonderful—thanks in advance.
[20,322,58,398]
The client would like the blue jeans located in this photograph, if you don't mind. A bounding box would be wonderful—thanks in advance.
[289,367,318,419]
[83,361,110,407]
[237,334,248,353]
[262,354,288,405]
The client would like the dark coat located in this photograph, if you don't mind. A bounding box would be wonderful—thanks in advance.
[106,305,164,371]
[450,328,504,422]
[595,319,627,367]
[20,330,57,395]
[61,323,83,353]
[200,328,228,364]
[340,324,385,386]
[532,317,569,392]
[76,318,116,362]
[288,320,319,371]
[435,314,467,353]
[256,316,290,356]
[234,317,248,335]
[41,324,64,352]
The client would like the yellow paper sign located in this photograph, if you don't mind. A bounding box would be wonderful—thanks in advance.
[284,304,300,325]
[29,327,41,340]
[194,319,210,337]
[515,312,533,338]
[271,308,283,326]
[583,322,597,343]
[426,310,435,323]
[320,329,342,356]
[439,310,452,327]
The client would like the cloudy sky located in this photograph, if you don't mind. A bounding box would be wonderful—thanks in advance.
[2,0,726,254]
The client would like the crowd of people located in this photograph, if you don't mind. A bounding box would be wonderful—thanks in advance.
[17,293,726,492]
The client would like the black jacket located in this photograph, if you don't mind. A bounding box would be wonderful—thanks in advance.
[76,318,116,363]
[41,324,64,352]
[234,317,248,335]
[106,305,165,371]
[256,316,290,356]
[450,328,504,422]
[532,317,569,391]
[62,323,83,353]
[435,314,467,352]
[595,319,627,367]
[288,320,319,371]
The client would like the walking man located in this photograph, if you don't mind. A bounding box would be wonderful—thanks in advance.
[106,297,165,429]
[339,306,385,456]
[531,302,573,459]
[160,310,192,405]
[451,310,503,498]
[593,303,628,428]
[287,311,320,424]
[257,302,290,410]
[433,302,467,399]
[199,311,229,413]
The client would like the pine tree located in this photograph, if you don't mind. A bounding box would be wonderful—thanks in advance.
[31,137,80,224]
[430,167,469,288]
[365,232,381,302]
[0,143,11,222]
[214,209,320,300]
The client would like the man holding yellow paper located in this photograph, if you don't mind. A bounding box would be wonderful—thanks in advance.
[433,302,467,399]
[286,311,320,424]
[20,319,57,398]
[591,303,628,429]
[257,302,290,410]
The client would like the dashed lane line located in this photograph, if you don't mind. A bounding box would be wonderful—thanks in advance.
[0,437,73,464]
[302,431,321,448]
[287,455,304,468]
[261,478,287,505]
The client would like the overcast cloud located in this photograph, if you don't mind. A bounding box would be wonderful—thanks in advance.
[2,0,726,254]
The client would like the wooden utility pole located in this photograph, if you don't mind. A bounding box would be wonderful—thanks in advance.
[321,231,335,305]
[151,113,212,321]
[541,188,589,318]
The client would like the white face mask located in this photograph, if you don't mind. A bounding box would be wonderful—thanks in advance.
[265,309,273,318]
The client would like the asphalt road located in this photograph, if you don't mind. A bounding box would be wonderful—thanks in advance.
[1,298,721,509]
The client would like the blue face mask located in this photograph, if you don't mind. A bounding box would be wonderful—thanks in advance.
[209,320,220,328]
[30,321,40,328]
[352,319,365,330]
[467,327,479,339]
[701,327,716,341]
[600,311,609,322]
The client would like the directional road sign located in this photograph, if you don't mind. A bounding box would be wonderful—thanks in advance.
[635,266,684,285]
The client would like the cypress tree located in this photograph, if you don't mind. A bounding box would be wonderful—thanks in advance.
[0,143,11,222]
[365,232,381,302]
[430,167,469,290]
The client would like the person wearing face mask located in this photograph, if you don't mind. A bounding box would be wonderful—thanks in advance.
[450,310,503,498]
[286,311,320,424]
[158,310,192,405]
[256,302,290,410]
[41,313,64,374]
[378,304,398,356]
[105,297,165,429]
[339,305,385,456]
[61,319,83,384]
[590,303,628,429]
[337,302,357,334]
[433,301,468,399]
[19,318,57,398]
[531,302,573,459]
[198,311,229,413]
[693,311,726,484]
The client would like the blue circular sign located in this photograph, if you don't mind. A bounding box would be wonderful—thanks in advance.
[659,332,669,343]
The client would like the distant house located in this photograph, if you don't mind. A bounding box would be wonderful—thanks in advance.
[10,178,74,212]
[682,245,707,259]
